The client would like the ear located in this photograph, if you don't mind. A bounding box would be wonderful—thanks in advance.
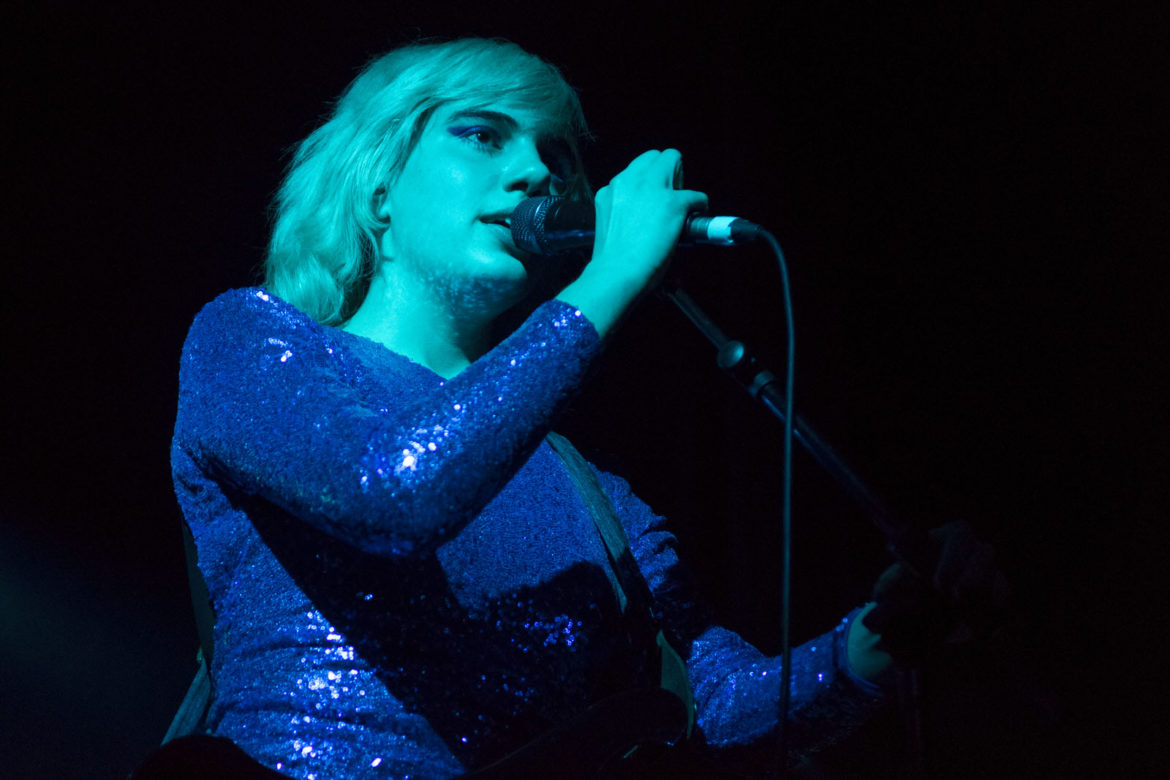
[373,184,391,223]
[372,184,396,263]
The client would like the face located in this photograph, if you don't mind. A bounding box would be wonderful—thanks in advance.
[377,100,575,319]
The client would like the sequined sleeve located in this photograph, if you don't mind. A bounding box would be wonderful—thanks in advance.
[599,470,886,763]
[175,288,601,559]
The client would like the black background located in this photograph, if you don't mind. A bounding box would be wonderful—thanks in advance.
[4,2,1166,777]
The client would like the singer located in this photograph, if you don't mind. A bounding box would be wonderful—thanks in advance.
[165,37,970,779]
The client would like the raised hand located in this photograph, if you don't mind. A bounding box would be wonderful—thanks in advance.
[557,149,707,338]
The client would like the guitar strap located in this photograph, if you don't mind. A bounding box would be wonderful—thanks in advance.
[545,432,696,738]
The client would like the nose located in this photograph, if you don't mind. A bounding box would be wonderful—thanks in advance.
[502,140,554,198]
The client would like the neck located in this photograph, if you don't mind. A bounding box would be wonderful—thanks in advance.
[342,272,495,379]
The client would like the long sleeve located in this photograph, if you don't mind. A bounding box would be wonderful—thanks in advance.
[171,286,881,778]
[174,287,601,559]
[597,469,886,764]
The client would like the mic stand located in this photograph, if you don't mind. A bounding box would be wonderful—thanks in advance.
[662,282,929,778]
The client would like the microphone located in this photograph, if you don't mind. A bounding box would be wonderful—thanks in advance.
[511,196,761,257]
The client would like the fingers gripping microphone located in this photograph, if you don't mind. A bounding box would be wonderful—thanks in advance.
[511,196,761,257]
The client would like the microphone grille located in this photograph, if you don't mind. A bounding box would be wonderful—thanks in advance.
[510,197,555,255]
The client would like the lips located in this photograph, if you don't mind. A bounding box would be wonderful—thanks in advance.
[480,215,512,229]
[479,214,524,258]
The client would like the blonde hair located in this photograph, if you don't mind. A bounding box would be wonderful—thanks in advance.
[265,38,590,325]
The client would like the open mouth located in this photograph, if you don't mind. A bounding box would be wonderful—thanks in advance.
[481,216,524,257]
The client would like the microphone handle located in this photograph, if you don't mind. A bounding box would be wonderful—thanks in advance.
[511,197,760,256]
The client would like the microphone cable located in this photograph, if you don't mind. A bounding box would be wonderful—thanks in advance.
[758,227,796,776]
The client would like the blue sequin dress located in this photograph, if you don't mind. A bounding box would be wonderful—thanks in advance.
[171,288,883,779]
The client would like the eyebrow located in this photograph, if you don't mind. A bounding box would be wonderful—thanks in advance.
[447,109,520,131]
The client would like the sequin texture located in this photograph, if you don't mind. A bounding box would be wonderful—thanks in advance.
[172,288,883,778]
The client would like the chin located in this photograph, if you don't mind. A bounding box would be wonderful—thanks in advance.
[444,261,531,319]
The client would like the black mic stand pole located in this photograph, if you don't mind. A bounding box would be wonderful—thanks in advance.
[662,282,929,779]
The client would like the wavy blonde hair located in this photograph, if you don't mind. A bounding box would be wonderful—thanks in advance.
[265,38,590,325]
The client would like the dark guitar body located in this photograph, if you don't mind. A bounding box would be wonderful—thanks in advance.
[465,688,687,779]
[132,687,741,779]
